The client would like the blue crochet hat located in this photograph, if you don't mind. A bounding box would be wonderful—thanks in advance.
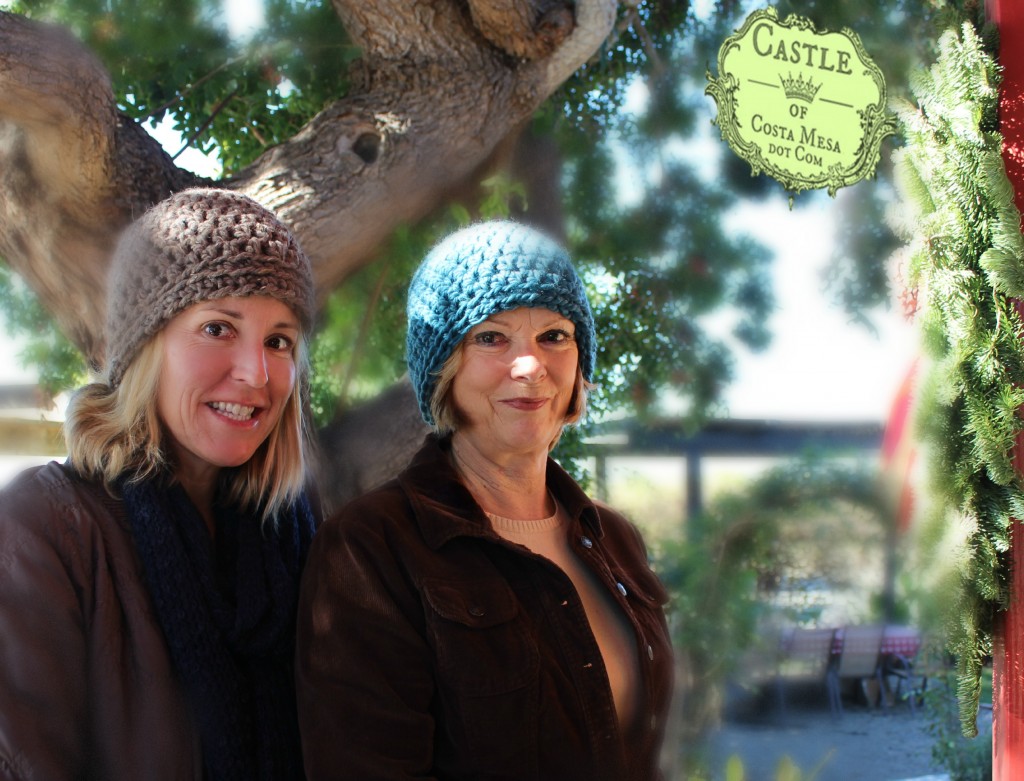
[406,220,596,425]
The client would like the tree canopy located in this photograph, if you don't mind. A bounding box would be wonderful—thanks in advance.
[0,0,940,499]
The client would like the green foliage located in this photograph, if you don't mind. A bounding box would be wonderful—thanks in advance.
[824,185,903,335]
[307,229,417,425]
[308,174,527,426]
[552,2,695,130]
[709,751,831,781]
[0,266,87,395]
[889,18,1024,735]
[708,753,827,781]
[14,0,358,174]
[555,7,775,423]
[924,668,993,781]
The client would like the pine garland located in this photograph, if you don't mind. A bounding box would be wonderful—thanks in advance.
[891,21,1024,736]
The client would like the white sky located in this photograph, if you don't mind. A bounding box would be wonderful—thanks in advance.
[717,196,917,422]
[640,73,919,424]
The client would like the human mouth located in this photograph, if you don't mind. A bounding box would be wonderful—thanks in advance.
[208,401,257,421]
[503,397,547,411]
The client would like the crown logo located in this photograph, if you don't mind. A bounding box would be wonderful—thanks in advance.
[779,72,821,103]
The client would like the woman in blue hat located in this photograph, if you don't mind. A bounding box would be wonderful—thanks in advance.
[296,220,674,781]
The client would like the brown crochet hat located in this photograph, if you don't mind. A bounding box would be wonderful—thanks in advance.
[104,188,315,387]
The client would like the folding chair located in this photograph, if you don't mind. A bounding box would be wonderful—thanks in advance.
[827,624,885,717]
[775,626,837,715]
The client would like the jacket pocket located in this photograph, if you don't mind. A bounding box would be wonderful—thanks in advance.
[422,576,538,695]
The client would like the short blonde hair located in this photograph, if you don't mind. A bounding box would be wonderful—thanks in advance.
[428,342,591,449]
[64,333,311,522]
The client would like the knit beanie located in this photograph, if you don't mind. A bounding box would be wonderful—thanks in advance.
[104,188,315,387]
[406,220,596,425]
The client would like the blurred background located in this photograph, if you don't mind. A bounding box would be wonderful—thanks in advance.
[0,0,990,778]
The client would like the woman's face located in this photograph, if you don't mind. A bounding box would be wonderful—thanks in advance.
[156,295,299,481]
[451,306,578,458]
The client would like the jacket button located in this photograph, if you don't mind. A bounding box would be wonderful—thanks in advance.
[468,605,485,617]
[581,536,593,548]
[647,644,654,660]
[616,582,628,597]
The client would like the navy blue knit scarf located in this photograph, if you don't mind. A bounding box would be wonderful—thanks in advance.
[120,474,316,780]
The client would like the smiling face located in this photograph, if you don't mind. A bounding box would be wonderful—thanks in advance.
[156,295,300,490]
[451,307,579,461]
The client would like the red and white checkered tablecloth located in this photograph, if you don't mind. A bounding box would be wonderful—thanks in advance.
[830,625,922,657]
[880,625,922,657]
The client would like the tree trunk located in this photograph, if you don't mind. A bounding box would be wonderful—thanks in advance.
[0,0,618,504]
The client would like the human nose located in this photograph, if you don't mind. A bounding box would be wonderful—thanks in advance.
[232,339,269,387]
[509,343,547,383]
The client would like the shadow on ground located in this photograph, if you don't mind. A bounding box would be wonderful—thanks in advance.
[704,685,952,781]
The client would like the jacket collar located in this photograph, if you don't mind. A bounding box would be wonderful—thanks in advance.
[398,434,604,551]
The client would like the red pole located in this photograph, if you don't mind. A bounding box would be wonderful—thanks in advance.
[994,464,1024,778]
[990,1,1024,777]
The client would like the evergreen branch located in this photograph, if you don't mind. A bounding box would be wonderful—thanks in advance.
[891,19,1023,734]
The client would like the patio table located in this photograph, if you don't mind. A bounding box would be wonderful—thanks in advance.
[831,624,922,657]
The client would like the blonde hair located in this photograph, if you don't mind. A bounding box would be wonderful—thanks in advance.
[428,342,591,449]
[64,333,311,521]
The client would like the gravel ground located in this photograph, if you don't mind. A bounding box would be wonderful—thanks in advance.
[703,693,960,781]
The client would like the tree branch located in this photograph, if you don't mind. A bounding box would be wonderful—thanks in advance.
[0,0,619,367]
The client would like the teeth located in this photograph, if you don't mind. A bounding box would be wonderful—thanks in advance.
[209,401,255,421]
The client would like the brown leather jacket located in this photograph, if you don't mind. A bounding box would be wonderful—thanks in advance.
[296,435,674,781]
[0,461,203,779]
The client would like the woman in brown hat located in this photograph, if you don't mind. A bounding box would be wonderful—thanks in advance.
[0,188,318,780]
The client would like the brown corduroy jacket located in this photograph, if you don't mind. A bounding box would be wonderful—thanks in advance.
[297,434,675,781]
[0,461,202,780]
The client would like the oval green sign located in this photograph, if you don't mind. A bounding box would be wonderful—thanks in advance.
[706,7,895,197]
